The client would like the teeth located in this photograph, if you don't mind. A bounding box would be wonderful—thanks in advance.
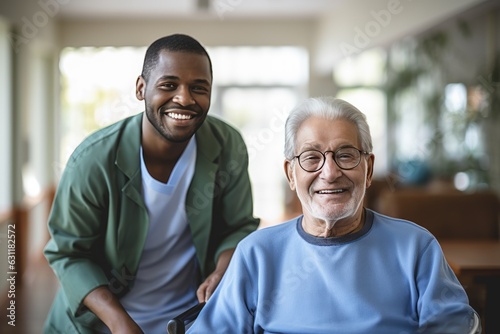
[168,113,192,120]
[318,189,343,194]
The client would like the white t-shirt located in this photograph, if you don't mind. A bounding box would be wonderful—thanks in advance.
[119,137,199,333]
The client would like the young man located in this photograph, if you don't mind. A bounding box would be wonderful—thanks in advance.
[187,97,479,334]
[43,34,259,333]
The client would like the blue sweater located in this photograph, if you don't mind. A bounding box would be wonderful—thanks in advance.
[188,209,476,334]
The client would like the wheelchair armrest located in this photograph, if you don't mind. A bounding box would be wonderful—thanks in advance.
[167,302,206,334]
[470,312,481,334]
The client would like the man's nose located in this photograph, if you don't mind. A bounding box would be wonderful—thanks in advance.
[172,86,195,106]
[320,152,342,178]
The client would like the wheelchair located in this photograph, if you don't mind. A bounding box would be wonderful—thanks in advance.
[166,303,481,334]
[167,302,205,334]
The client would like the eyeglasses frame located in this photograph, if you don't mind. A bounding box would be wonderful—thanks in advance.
[293,146,371,172]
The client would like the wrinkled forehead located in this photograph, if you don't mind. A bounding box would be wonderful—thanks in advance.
[295,117,361,151]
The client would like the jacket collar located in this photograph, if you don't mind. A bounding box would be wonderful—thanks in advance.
[115,113,144,208]
[115,113,143,179]
[194,116,222,164]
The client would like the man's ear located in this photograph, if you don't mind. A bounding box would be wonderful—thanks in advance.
[284,160,296,191]
[136,75,146,101]
[365,153,375,189]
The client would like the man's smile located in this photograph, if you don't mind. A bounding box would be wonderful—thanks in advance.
[166,112,194,120]
[316,188,346,194]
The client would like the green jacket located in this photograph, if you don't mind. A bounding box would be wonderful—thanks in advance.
[43,113,259,333]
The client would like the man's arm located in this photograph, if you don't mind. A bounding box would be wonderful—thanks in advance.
[417,239,478,332]
[83,286,143,333]
[196,248,235,302]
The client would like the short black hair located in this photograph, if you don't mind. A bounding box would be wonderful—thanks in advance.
[141,34,212,82]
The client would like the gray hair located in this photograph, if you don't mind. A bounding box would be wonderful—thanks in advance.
[284,96,373,160]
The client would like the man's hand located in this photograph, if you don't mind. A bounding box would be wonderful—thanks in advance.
[196,248,235,302]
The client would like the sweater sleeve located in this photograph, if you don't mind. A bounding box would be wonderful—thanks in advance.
[415,239,476,333]
[187,243,256,333]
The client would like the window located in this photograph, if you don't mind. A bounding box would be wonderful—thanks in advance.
[333,47,388,176]
[59,47,145,166]
[209,46,308,225]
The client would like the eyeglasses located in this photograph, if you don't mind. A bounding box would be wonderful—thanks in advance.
[294,147,370,172]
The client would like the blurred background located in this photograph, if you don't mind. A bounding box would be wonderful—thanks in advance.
[1,0,500,332]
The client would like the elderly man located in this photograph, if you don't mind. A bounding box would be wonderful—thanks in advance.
[187,97,478,333]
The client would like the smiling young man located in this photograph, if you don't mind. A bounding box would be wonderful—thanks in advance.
[187,96,479,334]
[43,34,259,334]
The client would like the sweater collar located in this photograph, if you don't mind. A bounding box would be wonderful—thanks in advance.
[297,209,374,246]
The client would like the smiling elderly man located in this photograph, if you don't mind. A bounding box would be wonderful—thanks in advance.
[187,96,479,334]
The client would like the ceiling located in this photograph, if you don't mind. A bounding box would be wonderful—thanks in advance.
[54,0,495,73]
[58,0,347,20]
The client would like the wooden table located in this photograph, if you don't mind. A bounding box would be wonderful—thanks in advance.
[440,240,500,334]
